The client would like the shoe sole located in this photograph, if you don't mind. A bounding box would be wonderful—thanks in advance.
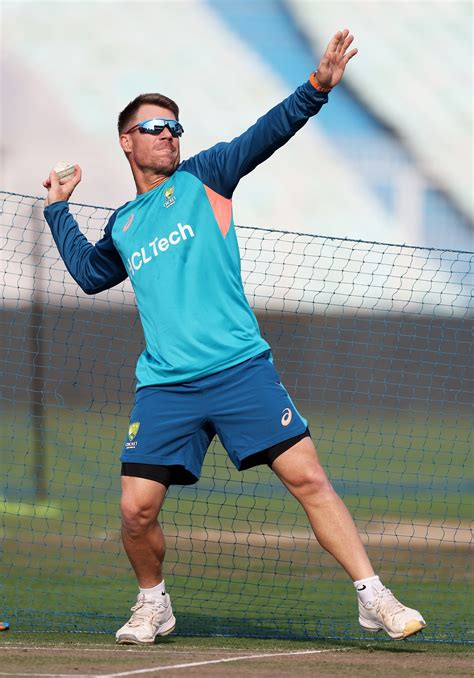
[360,619,427,640]
[116,615,176,645]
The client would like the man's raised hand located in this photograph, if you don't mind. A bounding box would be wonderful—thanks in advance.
[315,29,358,90]
[43,165,82,206]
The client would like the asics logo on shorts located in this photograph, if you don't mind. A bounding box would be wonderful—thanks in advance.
[281,408,292,426]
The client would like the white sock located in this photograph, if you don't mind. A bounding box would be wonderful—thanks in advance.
[353,575,384,605]
[139,580,166,599]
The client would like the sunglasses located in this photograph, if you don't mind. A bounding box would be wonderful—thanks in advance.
[125,117,184,137]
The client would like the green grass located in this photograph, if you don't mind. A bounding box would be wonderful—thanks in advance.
[1,406,472,642]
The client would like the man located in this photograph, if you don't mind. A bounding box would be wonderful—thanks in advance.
[43,30,426,644]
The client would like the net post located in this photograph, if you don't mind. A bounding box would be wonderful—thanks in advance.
[30,201,47,500]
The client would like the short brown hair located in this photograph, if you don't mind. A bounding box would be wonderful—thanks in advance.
[118,93,180,133]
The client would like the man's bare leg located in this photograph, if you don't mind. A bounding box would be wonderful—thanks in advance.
[116,476,176,644]
[120,476,168,586]
[271,436,374,580]
[271,436,426,639]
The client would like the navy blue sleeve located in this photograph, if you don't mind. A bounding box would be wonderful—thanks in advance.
[43,201,128,295]
[179,80,328,198]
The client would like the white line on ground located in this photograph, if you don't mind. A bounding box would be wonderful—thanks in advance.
[0,648,343,677]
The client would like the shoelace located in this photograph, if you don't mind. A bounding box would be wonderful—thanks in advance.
[127,597,165,627]
[371,588,407,620]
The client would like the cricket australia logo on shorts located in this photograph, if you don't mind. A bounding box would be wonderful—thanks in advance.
[125,421,140,449]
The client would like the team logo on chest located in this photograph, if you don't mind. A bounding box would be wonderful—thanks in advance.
[164,186,176,208]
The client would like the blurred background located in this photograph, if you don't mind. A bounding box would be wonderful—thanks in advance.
[1,0,473,249]
[1,1,473,639]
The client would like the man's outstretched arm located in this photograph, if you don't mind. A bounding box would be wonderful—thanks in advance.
[43,166,128,294]
[182,29,358,198]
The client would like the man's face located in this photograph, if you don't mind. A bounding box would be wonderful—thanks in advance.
[121,105,181,176]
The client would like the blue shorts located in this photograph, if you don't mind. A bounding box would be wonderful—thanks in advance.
[120,350,309,485]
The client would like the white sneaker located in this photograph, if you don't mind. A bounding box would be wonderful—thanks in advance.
[359,587,426,640]
[116,593,176,644]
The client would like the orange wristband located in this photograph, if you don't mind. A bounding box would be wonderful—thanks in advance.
[309,72,332,93]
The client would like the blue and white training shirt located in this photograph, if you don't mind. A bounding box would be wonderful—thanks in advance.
[44,80,328,388]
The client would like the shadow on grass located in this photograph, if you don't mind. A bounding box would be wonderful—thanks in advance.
[360,642,427,653]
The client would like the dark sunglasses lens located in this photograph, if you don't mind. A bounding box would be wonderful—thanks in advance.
[141,126,164,135]
[172,122,184,137]
[139,120,183,137]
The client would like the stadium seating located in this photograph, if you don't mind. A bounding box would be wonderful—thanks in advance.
[287,0,473,223]
[2,1,406,243]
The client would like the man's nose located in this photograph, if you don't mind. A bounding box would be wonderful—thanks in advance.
[160,125,173,139]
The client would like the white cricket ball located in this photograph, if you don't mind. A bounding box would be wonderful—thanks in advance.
[54,161,76,182]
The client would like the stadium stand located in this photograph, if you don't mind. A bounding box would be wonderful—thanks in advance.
[212,0,473,250]
[3,1,408,243]
[287,0,473,234]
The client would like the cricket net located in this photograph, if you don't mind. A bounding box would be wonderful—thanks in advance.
[1,191,472,642]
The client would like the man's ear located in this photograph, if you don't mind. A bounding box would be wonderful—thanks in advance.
[119,133,132,154]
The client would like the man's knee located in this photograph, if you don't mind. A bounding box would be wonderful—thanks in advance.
[121,498,160,538]
[272,438,334,498]
[288,465,334,498]
[120,476,167,538]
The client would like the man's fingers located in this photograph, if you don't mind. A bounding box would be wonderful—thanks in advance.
[335,29,350,54]
[341,33,354,55]
[56,166,82,193]
[342,48,358,66]
[58,165,82,185]
[71,165,82,186]
[316,29,357,88]
[326,30,343,54]
[49,170,61,189]
[44,165,82,206]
